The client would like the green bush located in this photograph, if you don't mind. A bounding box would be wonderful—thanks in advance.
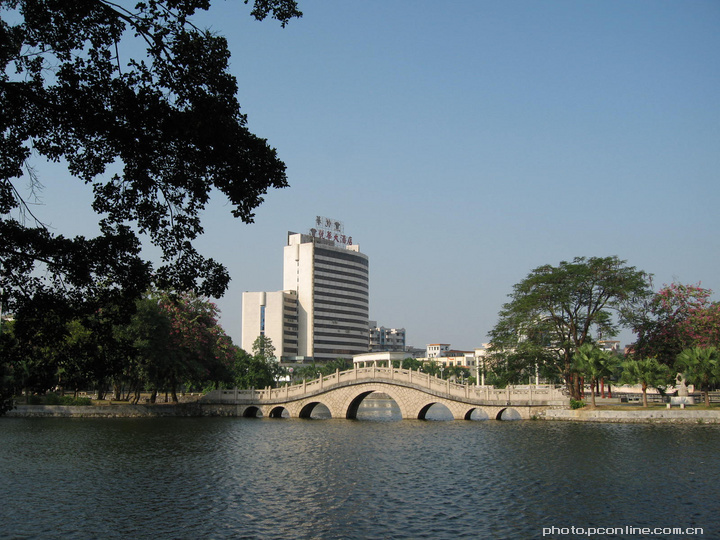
[570,398,586,409]
[65,396,92,406]
[27,394,92,406]
[43,394,62,405]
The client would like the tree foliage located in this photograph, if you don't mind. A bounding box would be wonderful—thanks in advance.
[675,346,720,407]
[126,290,235,401]
[1,0,301,318]
[231,348,277,389]
[232,335,286,389]
[291,358,353,382]
[620,357,672,408]
[252,334,276,362]
[0,289,236,411]
[392,357,423,371]
[489,256,651,399]
[631,283,719,365]
[573,343,619,408]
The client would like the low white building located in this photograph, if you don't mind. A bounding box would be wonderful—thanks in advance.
[426,344,450,358]
[353,351,408,368]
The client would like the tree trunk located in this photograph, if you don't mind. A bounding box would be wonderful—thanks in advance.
[642,382,648,408]
[568,373,582,400]
[590,380,597,408]
[150,389,157,404]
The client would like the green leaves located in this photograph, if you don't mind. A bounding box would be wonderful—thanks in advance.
[620,356,672,407]
[1,0,300,317]
[573,343,620,407]
[621,357,671,389]
[489,256,652,398]
[632,283,718,365]
[573,343,618,382]
[675,346,720,406]
[252,335,276,363]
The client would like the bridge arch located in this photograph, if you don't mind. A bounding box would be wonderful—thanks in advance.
[242,406,262,418]
[342,388,407,420]
[345,391,375,419]
[496,407,522,421]
[463,407,490,421]
[417,402,434,420]
[298,401,333,419]
[268,406,287,418]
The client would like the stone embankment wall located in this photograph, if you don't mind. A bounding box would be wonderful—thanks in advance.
[5,403,239,418]
[7,404,720,423]
[543,408,720,423]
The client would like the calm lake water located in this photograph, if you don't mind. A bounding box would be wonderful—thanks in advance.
[1,399,718,540]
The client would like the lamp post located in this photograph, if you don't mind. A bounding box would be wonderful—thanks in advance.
[439,366,445,380]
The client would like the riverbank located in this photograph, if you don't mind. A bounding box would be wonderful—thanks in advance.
[5,402,720,422]
[543,407,720,423]
[4,402,239,418]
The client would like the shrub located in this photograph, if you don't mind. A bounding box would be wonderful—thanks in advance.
[570,398,586,409]
[27,394,92,406]
[43,394,62,405]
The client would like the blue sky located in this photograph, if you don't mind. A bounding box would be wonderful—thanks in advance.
[30,0,720,350]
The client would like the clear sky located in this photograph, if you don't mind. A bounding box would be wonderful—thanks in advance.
[29,0,720,350]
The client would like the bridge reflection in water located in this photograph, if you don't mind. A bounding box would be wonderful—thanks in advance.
[201,366,569,421]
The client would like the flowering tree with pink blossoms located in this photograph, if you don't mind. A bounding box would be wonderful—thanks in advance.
[130,290,235,402]
[632,282,719,366]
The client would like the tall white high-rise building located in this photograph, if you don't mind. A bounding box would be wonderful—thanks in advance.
[242,229,369,362]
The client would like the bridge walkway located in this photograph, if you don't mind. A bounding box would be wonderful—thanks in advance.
[201,366,568,420]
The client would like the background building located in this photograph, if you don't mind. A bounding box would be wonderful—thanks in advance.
[369,321,406,352]
[426,344,451,358]
[241,290,298,360]
[243,228,369,363]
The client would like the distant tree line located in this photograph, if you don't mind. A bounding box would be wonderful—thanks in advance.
[485,256,720,403]
[2,256,718,415]
[1,1,302,413]
[0,290,287,413]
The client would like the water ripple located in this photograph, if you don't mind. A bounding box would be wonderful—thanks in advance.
[1,417,719,539]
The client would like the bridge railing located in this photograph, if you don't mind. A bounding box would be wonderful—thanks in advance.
[202,366,568,404]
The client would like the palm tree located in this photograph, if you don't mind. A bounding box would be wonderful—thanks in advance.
[675,346,720,407]
[573,344,619,408]
[621,357,672,407]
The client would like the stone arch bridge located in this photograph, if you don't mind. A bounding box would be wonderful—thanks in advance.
[200,366,568,420]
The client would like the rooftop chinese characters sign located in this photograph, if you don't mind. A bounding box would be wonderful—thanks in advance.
[310,216,352,246]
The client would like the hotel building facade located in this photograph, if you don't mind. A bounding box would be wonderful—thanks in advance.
[242,231,369,363]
